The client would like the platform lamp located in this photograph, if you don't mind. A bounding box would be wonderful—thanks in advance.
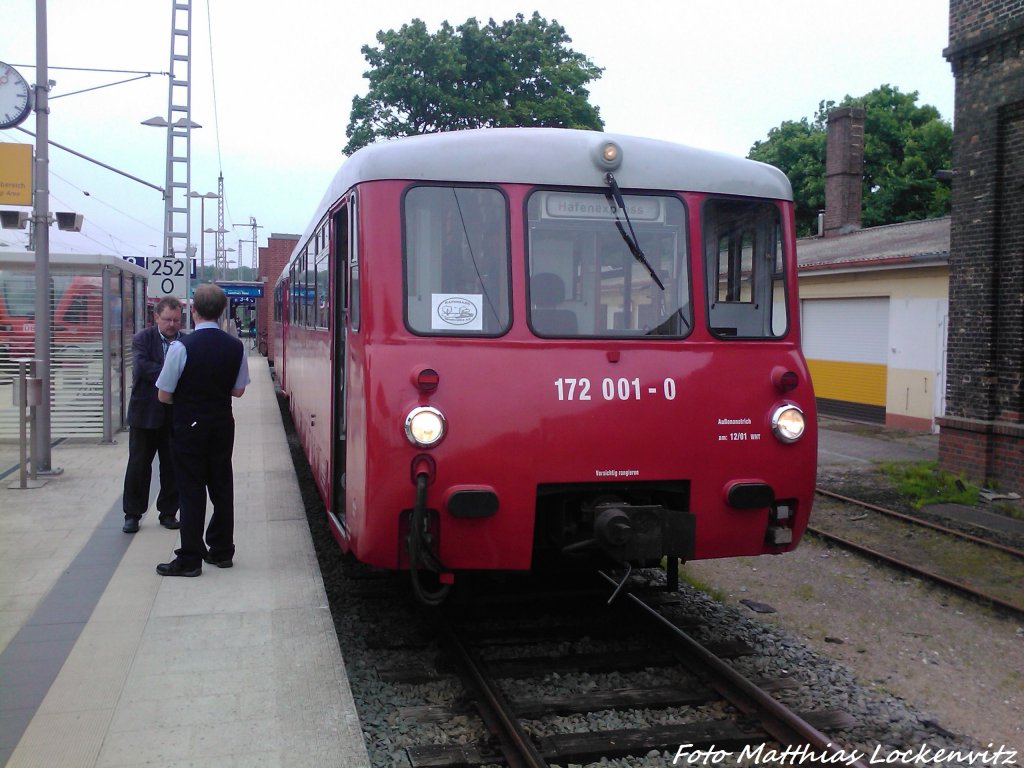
[217,245,235,282]
[189,191,219,282]
[141,115,202,329]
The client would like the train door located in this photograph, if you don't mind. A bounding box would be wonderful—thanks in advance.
[279,276,289,391]
[330,196,351,528]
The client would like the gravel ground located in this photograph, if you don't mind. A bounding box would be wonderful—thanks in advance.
[685,489,1024,754]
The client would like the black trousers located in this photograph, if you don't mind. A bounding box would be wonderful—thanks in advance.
[172,417,236,568]
[122,423,178,520]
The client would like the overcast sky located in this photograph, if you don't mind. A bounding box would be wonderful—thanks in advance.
[1,0,954,265]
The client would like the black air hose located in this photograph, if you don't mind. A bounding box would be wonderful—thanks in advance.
[408,472,451,606]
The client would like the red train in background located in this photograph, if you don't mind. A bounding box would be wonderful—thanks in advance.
[273,128,816,603]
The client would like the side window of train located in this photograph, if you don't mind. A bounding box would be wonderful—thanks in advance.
[403,185,510,336]
[289,264,298,324]
[333,206,348,327]
[305,246,316,328]
[315,221,329,329]
[703,199,788,339]
[349,191,360,332]
[526,190,691,338]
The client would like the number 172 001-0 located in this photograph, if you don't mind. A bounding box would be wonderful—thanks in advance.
[554,377,677,402]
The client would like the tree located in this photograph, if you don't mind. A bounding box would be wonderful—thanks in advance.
[748,85,952,237]
[344,13,604,155]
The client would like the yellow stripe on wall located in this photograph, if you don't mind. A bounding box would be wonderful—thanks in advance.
[806,359,887,407]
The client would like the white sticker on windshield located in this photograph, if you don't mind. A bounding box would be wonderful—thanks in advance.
[432,294,483,331]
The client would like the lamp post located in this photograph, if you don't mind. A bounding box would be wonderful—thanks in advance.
[139,116,202,260]
[218,245,235,282]
[189,190,219,282]
[141,115,202,329]
[238,239,255,280]
[31,1,59,475]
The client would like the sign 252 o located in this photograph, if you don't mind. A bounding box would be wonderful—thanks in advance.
[147,257,188,298]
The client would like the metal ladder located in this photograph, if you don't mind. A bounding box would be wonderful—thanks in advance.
[161,0,194,260]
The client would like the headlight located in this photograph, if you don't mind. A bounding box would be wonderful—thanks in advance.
[405,406,446,448]
[771,404,805,443]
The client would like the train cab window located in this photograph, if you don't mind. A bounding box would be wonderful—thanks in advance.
[62,295,88,324]
[703,199,788,339]
[526,191,690,338]
[404,185,510,335]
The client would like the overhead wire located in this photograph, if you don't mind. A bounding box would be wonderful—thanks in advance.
[9,10,242,259]
[0,132,159,258]
[3,78,166,257]
[204,0,224,175]
[47,187,147,258]
[199,0,247,267]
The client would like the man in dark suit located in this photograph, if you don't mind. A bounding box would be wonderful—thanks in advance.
[121,297,183,533]
[155,283,250,577]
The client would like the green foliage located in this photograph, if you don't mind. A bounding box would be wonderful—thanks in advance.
[344,13,604,155]
[674,565,727,603]
[747,117,826,239]
[879,461,979,509]
[748,85,952,237]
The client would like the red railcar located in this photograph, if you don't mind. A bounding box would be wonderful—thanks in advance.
[274,128,816,602]
[0,272,103,362]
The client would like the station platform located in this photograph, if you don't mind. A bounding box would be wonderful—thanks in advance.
[0,354,371,767]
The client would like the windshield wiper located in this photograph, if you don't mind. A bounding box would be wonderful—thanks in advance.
[604,172,664,291]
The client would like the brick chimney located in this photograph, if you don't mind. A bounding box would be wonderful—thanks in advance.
[823,106,865,237]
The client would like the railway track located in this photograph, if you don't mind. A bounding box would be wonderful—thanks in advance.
[387,574,865,767]
[815,488,1024,559]
[811,488,1024,620]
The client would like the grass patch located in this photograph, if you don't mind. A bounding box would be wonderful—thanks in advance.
[794,583,814,600]
[675,568,728,603]
[878,461,979,508]
[992,501,1024,521]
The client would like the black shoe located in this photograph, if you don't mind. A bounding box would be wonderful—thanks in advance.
[203,554,233,569]
[159,516,180,530]
[122,517,140,533]
[156,559,201,577]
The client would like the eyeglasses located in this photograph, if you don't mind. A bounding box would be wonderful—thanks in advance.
[157,315,182,323]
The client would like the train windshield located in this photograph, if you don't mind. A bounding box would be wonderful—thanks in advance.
[527,191,690,338]
[404,185,511,336]
[0,272,37,316]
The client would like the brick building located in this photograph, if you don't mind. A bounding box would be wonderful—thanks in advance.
[938,0,1024,490]
[257,233,299,363]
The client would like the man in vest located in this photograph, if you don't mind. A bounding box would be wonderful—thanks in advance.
[155,283,250,576]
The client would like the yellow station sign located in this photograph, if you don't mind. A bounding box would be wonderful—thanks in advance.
[0,143,33,206]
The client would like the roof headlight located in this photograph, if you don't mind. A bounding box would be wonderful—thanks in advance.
[593,140,622,171]
[405,406,446,448]
[771,404,805,443]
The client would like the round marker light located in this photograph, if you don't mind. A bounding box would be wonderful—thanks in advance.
[771,404,805,443]
[405,406,446,448]
[593,140,622,170]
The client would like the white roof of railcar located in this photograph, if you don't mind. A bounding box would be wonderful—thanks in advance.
[285,128,793,277]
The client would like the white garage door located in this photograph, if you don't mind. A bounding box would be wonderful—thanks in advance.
[802,297,889,422]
